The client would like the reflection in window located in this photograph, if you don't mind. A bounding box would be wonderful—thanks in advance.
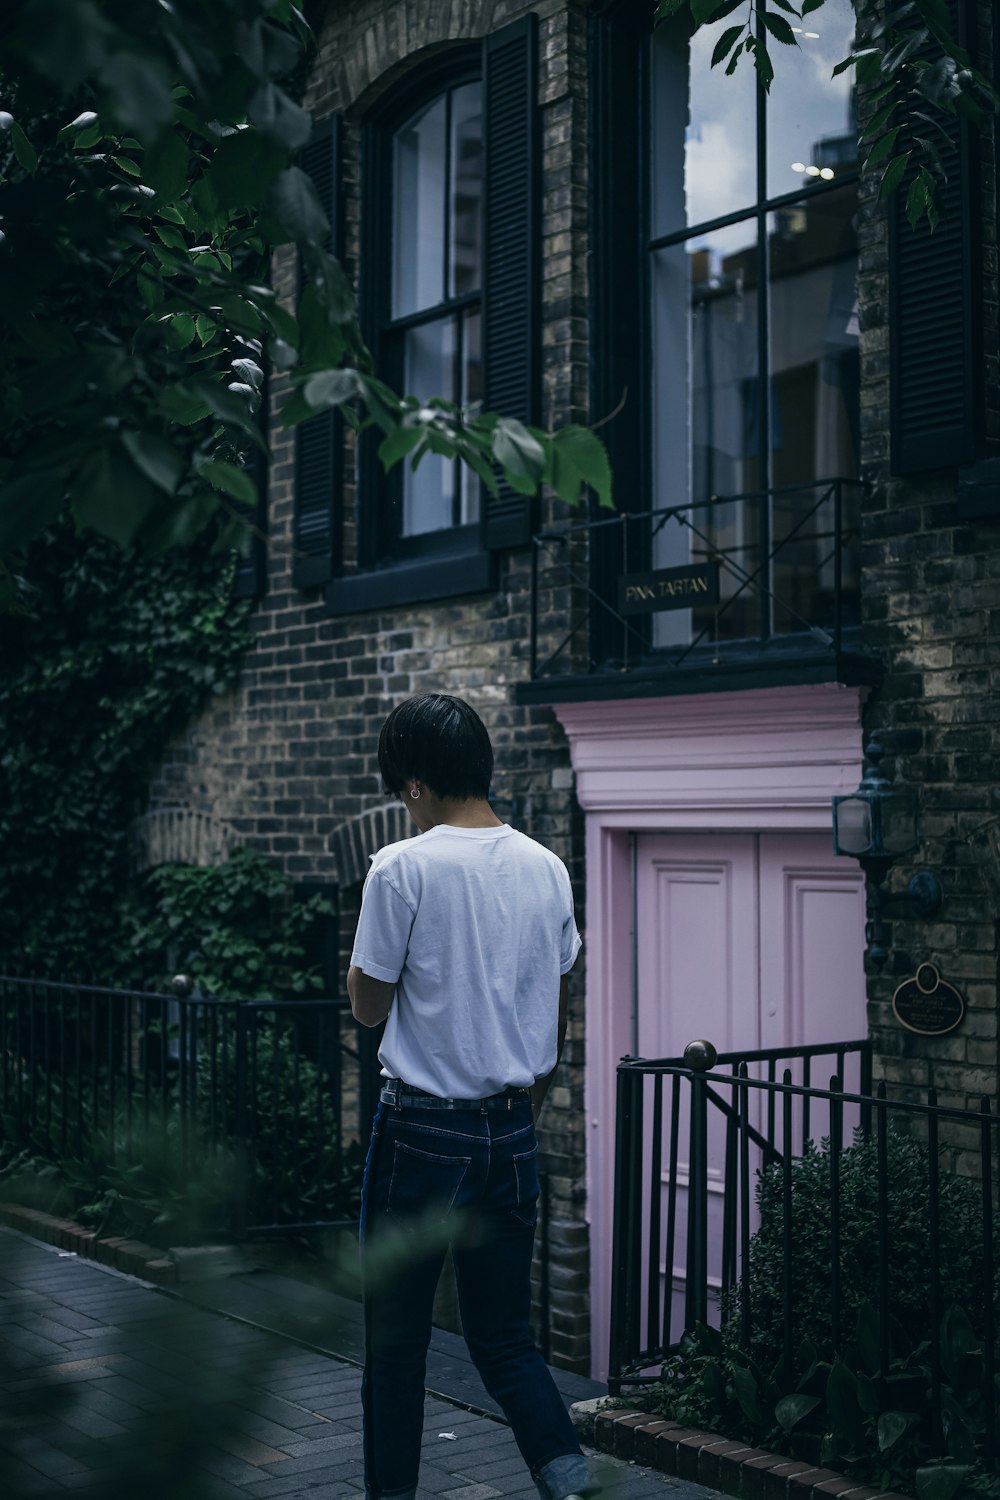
[388,81,483,538]
[648,9,859,649]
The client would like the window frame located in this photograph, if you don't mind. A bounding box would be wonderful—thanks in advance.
[645,3,861,513]
[327,47,493,616]
[590,0,862,665]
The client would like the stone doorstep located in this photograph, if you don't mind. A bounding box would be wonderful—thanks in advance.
[577,1405,910,1500]
[0,1202,178,1287]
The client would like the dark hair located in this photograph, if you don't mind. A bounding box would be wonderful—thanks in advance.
[378,694,494,801]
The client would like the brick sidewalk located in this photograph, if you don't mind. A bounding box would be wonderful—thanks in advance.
[0,1228,717,1500]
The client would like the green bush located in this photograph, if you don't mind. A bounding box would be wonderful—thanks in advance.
[736,1132,996,1373]
[112,845,335,999]
[640,1130,1000,1500]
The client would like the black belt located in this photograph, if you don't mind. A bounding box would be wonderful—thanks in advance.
[380,1079,531,1112]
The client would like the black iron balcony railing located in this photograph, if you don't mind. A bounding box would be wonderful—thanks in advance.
[523,479,877,699]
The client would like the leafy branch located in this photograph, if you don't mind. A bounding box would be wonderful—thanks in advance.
[0,0,613,598]
[655,0,999,228]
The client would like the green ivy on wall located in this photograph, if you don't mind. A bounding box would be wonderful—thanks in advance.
[0,521,257,981]
[115,847,334,998]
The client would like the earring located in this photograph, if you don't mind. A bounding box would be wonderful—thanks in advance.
[409,786,421,800]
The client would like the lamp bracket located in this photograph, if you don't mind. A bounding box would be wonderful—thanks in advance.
[880,871,944,920]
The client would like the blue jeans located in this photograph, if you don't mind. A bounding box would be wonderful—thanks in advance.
[360,1097,587,1500]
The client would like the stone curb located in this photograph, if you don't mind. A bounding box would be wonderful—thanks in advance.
[571,1403,910,1500]
[0,1202,178,1285]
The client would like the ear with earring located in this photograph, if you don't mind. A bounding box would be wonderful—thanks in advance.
[409,785,421,800]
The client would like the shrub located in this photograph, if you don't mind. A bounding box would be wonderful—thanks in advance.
[640,1129,1000,1500]
[735,1132,996,1373]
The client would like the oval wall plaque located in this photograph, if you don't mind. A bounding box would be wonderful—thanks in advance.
[892,962,965,1037]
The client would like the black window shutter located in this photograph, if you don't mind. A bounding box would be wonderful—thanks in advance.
[482,15,540,550]
[294,116,343,589]
[889,1,979,475]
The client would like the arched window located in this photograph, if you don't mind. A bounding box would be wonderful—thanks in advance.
[384,73,483,541]
[318,19,539,617]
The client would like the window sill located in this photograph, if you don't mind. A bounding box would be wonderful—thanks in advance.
[324,550,494,616]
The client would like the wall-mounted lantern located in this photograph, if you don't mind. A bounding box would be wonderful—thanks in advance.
[832,737,943,966]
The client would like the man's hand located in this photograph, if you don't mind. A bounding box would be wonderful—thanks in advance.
[348,965,395,1028]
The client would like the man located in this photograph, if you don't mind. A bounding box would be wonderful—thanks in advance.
[348,693,589,1500]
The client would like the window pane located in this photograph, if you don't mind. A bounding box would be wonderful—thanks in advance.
[402,317,455,536]
[459,310,482,524]
[769,184,860,633]
[651,222,762,645]
[449,82,483,298]
[393,97,446,318]
[768,184,859,488]
[766,0,857,199]
[650,20,757,239]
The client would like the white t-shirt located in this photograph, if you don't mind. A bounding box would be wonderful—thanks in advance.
[350,823,581,1099]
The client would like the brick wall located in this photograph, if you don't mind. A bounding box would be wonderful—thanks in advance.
[855,0,1000,1156]
[145,0,594,1371]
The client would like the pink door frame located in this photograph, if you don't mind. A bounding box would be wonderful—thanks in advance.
[553,682,867,1380]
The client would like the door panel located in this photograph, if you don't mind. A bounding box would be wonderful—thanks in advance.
[758,834,867,1057]
[636,834,758,1062]
[633,830,865,1343]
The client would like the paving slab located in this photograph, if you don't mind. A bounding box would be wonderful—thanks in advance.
[0,1227,717,1500]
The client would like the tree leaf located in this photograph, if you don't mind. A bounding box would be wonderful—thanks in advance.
[712,26,746,68]
[199,460,257,506]
[865,127,903,170]
[209,127,285,212]
[99,50,175,144]
[145,132,190,201]
[491,418,546,495]
[691,0,727,23]
[11,122,38,175]
[915,1464,973,1500]
[73,448,160,546]
[801,0,827,12]
[762,12,798,46]
[905,170,934,227]
[378,421,426,469]
[249,83,312,151]
[859,100,900,143]
[747,36,774,90]
[879,152,912,199]
[883,29,930,74]
[268,165,329,247]
[120,430,185,495]
[833,47,879,76]
[877,1410,917,1452]
[775,1394,821,1434]
[732,1365,765,1426]
[302,369,361,411]
[160,313,197,352]
[159,386,212,425]
[549,425,613,509]
[826,1359,863,1450]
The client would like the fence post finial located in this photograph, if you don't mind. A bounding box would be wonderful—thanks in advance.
[683,1039,718,1072]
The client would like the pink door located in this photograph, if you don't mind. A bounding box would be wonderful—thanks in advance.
[633,831,866,1342]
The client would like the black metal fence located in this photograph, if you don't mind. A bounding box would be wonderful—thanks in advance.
[0,975,382,1236]
[1,975,555,1353]
[609,1038,1000,1460]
